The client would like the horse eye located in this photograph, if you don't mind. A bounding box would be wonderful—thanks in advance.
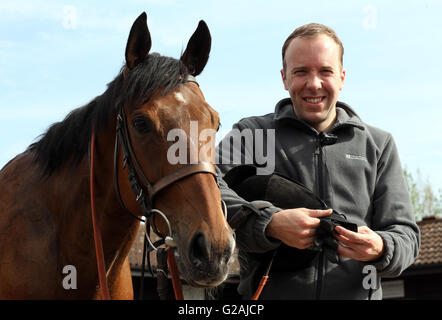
[132,116,153,134]
[217,122,221,132]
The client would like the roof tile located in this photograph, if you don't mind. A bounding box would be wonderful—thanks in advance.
[413,216,442,266]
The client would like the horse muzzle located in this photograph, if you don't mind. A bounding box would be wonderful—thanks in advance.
[175,230,235,287]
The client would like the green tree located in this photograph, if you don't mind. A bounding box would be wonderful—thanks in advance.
[404,168,442,221]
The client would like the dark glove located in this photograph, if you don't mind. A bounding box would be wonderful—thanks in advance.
[313,210,358,264]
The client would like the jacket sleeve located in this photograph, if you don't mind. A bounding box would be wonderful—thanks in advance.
[216,122,282,254]
[370,134,420,277]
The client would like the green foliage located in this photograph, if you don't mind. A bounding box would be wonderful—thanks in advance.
[404,168,442,221]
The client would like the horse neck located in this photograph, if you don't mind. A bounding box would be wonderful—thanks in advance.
[53,120,140,279]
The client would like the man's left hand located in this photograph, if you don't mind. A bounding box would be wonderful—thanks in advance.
[334,225,384,262]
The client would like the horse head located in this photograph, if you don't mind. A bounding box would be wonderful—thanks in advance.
[116,13,235,287]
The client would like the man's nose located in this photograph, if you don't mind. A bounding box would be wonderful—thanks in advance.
[305,74,322,90]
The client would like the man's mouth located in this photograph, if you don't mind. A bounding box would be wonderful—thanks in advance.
[303,96,326,103]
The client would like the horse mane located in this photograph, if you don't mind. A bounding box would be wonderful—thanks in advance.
[28,53,189,176]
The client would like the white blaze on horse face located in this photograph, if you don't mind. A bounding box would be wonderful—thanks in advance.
[174,92,187,105]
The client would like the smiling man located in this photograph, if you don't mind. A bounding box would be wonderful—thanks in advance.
[216,23,420,299]
[281,32,345,133]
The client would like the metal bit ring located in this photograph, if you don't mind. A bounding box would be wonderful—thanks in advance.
[145,209,175,250]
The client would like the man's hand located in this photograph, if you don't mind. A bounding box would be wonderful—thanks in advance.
[334,225,385,262]
[266,208,333,249]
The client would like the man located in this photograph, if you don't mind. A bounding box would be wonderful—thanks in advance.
[216,23,420,299]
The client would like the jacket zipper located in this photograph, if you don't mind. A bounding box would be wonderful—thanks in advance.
[315,135,325,300]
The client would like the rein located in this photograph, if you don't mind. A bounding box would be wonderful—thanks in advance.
[89,130,111,300]
[88,73,219,300]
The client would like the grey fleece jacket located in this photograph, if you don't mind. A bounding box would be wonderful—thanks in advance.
[216,98,420,300]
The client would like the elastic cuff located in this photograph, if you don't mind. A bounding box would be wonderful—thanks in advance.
[252,203,282,251]
[370,231,395,272]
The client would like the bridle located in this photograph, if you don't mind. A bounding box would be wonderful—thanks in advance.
[113,74,219,230]
[89,73,224,300]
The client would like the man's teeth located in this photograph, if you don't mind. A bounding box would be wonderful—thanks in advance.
[305,97,323,103]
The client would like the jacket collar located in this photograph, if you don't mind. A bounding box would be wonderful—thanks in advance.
[274,98,365,132]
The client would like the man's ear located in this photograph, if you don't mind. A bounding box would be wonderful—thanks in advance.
[281,69,289,91]
[339,69,346,91]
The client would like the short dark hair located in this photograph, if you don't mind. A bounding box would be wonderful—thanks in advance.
[282,23,344,71]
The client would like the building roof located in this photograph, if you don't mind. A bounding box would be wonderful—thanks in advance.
[413,216,442,266]
[129,216,442,271]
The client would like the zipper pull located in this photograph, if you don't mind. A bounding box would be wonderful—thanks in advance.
[319,132,338,146]
[314,137,321,156]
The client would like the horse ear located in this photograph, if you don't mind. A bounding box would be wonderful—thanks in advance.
[180,20,211,76]
[125,12,152,70]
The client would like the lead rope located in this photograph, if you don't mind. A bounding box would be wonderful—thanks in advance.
[89,129,111,300]
[251,250,276,300]
[168,248,184,300]
[138,229,149,300]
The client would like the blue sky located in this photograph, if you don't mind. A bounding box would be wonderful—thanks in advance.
[1,0,441,192]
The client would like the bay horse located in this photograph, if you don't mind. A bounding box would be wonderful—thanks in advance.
[0,12,235,299]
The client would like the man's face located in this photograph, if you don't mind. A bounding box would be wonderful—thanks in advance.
[281,34,345,132]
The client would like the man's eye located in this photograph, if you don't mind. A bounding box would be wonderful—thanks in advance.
[132,116,153,134]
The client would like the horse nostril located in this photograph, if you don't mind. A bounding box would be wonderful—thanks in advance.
[189,232,210,265]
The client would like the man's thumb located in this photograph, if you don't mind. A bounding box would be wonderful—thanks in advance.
[308,208,333,218]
